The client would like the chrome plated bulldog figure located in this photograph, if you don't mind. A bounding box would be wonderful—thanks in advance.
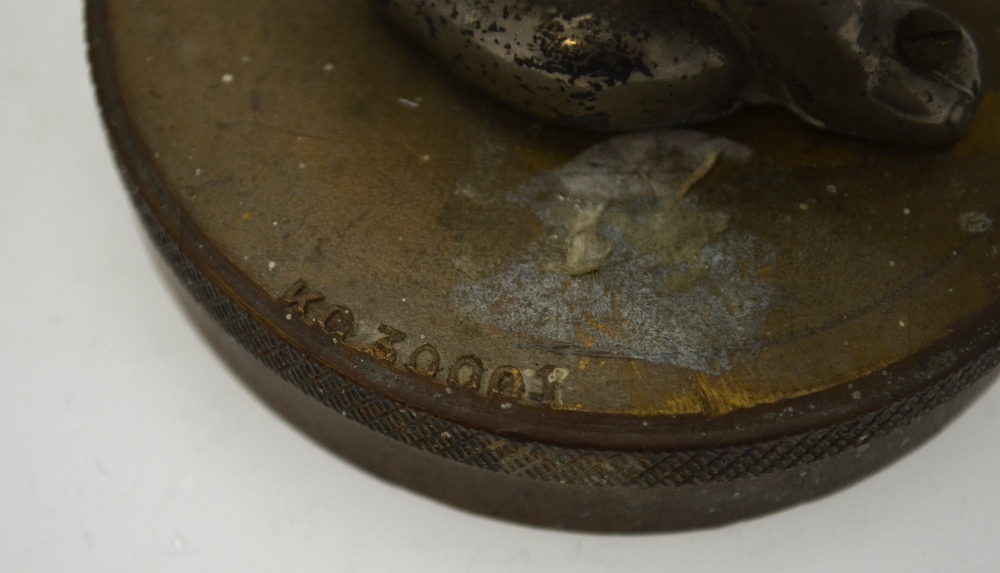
[381,0,982,145]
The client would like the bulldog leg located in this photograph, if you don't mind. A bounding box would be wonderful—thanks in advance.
[721,0,982,145]
[380,0,750,130]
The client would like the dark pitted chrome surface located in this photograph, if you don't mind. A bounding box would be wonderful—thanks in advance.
[89,0,1000,530]
[382,0,982,145]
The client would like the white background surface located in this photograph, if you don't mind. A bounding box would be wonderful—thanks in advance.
[2,2,1000,572]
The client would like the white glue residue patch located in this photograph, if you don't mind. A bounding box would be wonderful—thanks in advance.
[526,129,751,276]
[451,130,775,373]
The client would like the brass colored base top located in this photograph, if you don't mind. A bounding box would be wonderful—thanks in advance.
[98,0,999,451]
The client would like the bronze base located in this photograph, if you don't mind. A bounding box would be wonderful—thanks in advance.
[89,0,1000,530]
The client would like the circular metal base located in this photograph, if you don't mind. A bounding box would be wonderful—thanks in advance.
[89,0,1000,530]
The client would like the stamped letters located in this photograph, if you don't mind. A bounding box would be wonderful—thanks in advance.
[280,279,566,408]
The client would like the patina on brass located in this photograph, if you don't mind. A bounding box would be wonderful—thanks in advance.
[89,0,1000,530]
[382,0,982,145]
